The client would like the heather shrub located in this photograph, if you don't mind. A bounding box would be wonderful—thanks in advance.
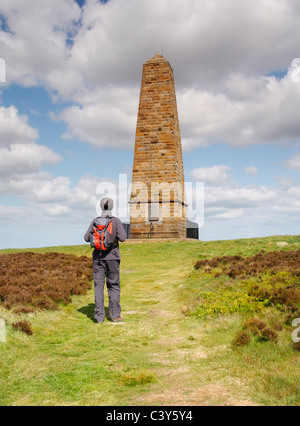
[13,306,35,315]
[194,250,300,281]
[243,318,267,335]
[259,327,278,343]
[233,318,279,348]
[248,285,300,312]
[0,252,92,312]
[232,330,251,347]
[293,341,300,351]
[12,320,33,336]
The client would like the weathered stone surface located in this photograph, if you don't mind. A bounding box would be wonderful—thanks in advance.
[130,54,187,239]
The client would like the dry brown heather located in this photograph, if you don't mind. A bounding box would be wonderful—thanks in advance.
[195,249,300,279]
[0,252,92,312]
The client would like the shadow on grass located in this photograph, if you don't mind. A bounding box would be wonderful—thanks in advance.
[77,303,95,322]
[77,304,110,322]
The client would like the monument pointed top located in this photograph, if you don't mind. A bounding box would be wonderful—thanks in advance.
[145,54,169,64]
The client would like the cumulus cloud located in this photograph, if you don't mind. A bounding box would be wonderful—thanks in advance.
[2,0,300,150]
[0,173,93,206]
[200,181,300,239]
[65,1,300,151]
[179,69,300,150]
[57,93,137,149]
[0,106,62,180]
[0,0,81,91]
[186,170,300,239]
[285,153,300,171]
[0,106,39,147]
[205,185,277,210]
[0,171,114,222]
[191,165,232,185]
[63,0,300,89]
[245,166,258,176]
[0,205,24,221]
[0,144,62,176]
[0,103,118,228]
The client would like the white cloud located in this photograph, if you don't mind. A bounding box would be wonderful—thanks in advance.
[179,69,300,150]
[0,106,39,147]
[2,0,300,150]
[209,208,245,220]
[67,0,300,89]
[30,176,72,203]
[0,205,24,221]
[0,144,62,176]
[0,106,62,181]
[205,185,278,209]
[276,175,296,189]
[1,169,299,245]
[0,172,111,220]
[0,0,81,91]
[58,99,137,150]
[199,181,300,240]
[245,166,258,176]
[0,104,120,225]
[41,204,71,217]
[285,153,300,171]
[191,165,232,185]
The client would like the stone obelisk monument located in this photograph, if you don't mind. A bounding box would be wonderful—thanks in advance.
[130,54,187,239]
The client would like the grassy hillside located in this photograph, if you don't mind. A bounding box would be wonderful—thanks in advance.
[0,235,299,406]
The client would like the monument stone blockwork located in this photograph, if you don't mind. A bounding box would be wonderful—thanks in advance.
[130,54,187,239]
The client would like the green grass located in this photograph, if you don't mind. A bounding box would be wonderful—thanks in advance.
[0,235,299,406]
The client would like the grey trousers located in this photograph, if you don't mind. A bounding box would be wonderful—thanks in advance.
[93,258,121,322]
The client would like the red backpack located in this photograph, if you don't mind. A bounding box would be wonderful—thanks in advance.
[90,217,117,252]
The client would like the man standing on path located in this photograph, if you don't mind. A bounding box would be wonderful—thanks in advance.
[84,197,127,323]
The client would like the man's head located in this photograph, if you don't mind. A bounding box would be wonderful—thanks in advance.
[100,197,114,212]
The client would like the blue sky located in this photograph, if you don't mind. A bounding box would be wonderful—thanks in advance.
[0,0,300,248]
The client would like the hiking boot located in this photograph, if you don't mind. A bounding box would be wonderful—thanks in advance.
[111,317,124,323]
